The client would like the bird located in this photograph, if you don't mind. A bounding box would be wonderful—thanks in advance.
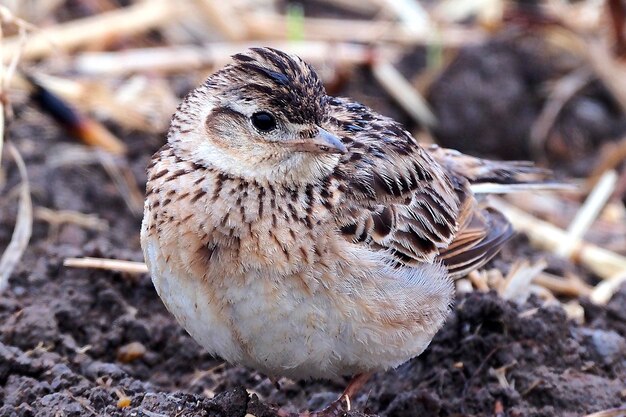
[140,47,548,416]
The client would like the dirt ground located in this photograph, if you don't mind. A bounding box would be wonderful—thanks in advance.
[1,24,626,417]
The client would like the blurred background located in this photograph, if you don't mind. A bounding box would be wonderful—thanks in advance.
[1,0,624,288]
[4,0,626,168]
[0,1,625,416]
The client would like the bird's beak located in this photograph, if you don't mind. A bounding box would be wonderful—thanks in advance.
[285,128,347,155]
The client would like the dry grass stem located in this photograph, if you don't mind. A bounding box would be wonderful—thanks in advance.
[194,0,248,40]
[372,0,431,31]
[470,182,578,194]
[504,192,580,229]
[500,260,547,304]
[0,6,38,31]
[583,407,626,417]
[588,137,626,188]
[97,152,144,216]
[313,0,380,15]
[502,192,626,253]
[586,40,626,114]
[561,300,585,324]
[489,360,516,389]
[590,270,626,305]
[30,73,175,133]
[557,170,618,258]
[529,68,592,160]
[1,0,184,63]
[490,197,626,280]
[0,93,3,173]
[532,272,592,297]
[25,74,128,154]
[455,278,474,294]
[242,13,485,46]
[467,270,489,291]
[371,59,437,127]
[0,6,31,170]
[433,0,504,24]
[73,42,384,76]
[0,142,32,293]
[3,0,65,25]
[74,117,127,155]
[45,143,104,168]
[64,257,148,274]
[0,7,32,293]
[34,207,109,232]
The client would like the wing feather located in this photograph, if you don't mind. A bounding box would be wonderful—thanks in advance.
[327,97,461,264]
[324,97,543,277]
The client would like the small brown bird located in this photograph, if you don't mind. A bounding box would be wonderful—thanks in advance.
[141,48,546,416]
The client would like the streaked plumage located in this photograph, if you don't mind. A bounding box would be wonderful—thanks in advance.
[140,48,547,415]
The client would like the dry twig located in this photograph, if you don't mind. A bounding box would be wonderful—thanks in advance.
[588,137,626,189]
[500,260,547,304]
[490,197,626,280]
[97,152,144,216]
[1,0,183,63]
[242,13,485,46]
[35,207,108,232]
[73,42,386,76]
[586,40,626,114]
[532,272,592,298]
[557,170,618,258]
[194,0,248,40]
[590,270,626,305]
[371,0,431,32]
[371,58,437,127]
[583,407,626,417]
[0,7,32,293]
[0,143,32,293]
[25,73,127,154]
[529,68,592,160]
[64,257,148,274]
[0,5,31,170]
[467,270,489,292]
[314,0,380,15]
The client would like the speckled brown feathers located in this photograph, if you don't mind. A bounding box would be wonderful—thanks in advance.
[145,46,549,294]
[141,48,549,400]
[317,96,544,275]
[325,96,462,267]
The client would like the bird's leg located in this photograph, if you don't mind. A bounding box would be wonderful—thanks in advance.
[270,376,282,390]
[309,373,372,417]
[275,373,371,417]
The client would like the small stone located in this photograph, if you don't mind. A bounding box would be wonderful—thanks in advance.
[117,396,132,408]
[83,361,127,380]
[588,329,626,365]
[117,342,147,363]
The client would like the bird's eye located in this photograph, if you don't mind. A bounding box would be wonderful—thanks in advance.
[251,111,277,132]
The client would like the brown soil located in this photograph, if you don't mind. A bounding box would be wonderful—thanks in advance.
[1,21,626,417]
[1,226,625,417]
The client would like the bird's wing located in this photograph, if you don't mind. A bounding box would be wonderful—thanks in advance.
[327,97,464,264]
[437,207,513,278]
[326,98,544,274]
[426,144,551,186]
[426,144,550,277]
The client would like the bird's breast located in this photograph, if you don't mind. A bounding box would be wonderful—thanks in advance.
[144,154,341,277]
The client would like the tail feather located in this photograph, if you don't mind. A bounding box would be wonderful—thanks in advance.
[427,144,551,186]
[428,144,567,278]
[439,207,514,279]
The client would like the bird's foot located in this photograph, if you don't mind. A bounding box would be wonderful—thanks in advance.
[308,394,350,417]
[276,395,350,417]
[275,395,349,417]
[275,373,370,417]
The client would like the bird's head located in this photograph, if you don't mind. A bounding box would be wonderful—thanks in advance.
[168,47,346,184]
